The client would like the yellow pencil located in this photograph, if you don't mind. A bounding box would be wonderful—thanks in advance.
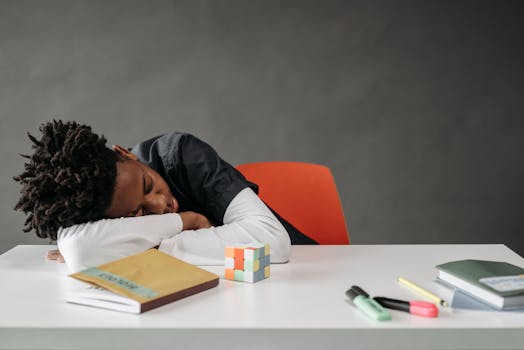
[397,276,449,307]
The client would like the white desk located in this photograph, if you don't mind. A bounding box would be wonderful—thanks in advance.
[1,244,523,350]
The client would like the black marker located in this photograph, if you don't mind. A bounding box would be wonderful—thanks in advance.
[373,297,439,318]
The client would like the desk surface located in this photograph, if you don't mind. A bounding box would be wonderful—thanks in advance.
[1,244,524,350]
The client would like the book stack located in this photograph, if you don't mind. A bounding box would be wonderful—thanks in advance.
[435,259,524,310]
[67,249,219,314]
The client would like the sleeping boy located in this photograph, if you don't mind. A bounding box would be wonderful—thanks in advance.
[14,121,316,272]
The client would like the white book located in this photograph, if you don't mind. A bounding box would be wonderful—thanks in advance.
[66,285,141,314]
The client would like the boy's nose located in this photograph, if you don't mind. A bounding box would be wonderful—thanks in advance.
[145,194,167,214]
[164,200,173,213]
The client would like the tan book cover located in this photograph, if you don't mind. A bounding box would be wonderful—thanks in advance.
[68,249,219,313]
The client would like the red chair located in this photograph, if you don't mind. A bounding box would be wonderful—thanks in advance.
[236,162,349,244]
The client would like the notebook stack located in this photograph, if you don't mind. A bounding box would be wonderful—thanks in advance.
[435,259,524,310]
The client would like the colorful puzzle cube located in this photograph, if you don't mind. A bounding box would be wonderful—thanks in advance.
[224,244,270,283]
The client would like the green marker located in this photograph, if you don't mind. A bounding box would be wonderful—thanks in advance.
[346,285,392,321]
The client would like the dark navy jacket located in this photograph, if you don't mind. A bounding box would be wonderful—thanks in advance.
[131,132,317,245]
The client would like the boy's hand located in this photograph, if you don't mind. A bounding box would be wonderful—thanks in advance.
[46,249,65,263]
[193,212,213,229]
[179,211,213,230]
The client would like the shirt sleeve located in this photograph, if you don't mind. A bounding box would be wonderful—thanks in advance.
[158,187,291,265]
[57,188,290,272]
[57,213,183,273]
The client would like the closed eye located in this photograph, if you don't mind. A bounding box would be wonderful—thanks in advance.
[131,207,144,217]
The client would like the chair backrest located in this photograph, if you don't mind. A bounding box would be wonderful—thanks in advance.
[236,162,349,244]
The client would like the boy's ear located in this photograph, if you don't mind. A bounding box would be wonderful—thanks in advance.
[112,145,138,161]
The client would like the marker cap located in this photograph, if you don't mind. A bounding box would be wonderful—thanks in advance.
[345,288,359,301]
[409,301,439,318]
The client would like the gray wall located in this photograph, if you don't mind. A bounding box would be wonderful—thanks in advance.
[1,0,523,255]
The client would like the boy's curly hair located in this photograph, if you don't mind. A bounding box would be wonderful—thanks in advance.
[14,120,118,241]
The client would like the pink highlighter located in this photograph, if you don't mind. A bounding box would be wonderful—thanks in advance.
[373,297,439,318]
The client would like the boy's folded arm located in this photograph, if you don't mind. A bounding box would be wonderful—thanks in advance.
[158,188,291,265]
[57,213,183,273]
[57,187,291,272]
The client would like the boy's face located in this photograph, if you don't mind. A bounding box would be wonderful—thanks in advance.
[104,145,179,218]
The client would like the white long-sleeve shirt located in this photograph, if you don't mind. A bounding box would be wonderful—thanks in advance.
[57,188,291,273]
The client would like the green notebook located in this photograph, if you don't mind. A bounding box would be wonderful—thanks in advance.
[435,259,524,310]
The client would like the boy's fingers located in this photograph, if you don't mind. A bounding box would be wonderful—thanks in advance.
[46,250,59,259]
[46,250,64,263]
